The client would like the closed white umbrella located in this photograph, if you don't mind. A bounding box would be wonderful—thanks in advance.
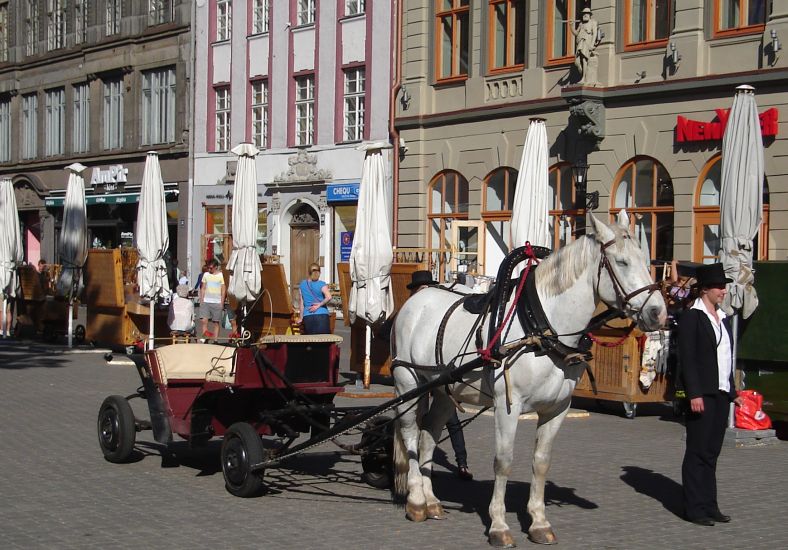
[511,118,550,249]
[349,142,394,388]
[227,144,262,317]
[136,152,170,350]
[0,178,23,337]
[57,163,89,347]
[719,85,764,320]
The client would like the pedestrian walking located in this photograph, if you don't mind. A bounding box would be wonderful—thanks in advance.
[199,258,225,340]
[296,263,332,334]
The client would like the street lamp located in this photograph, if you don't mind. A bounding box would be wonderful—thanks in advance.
[573,161,589,237]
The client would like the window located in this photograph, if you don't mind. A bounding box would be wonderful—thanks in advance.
[346,0,365,15]
[26,0,39,56]
[611,157,674,265]
[215,86,231,151]
[217,0,232,40]
[149,0,173,26]
[343,68,365,142]
[45,88,65,156]
[714,0,771,36]
[106,0,121,35]
[47,0,66,51]
[251,80,268,148]
[22,94,37,159]
[73,83,90,153]
[142,67,176,145]
[428,170,469,280]
[625,0,673,48]
[481,167,516,254]
[0,3,9,62]
[75,0,88,44]
[436,0,470,81]
[487,0,525,72]
[295,75,314,146]
[252,0,269,33]
[693,155,769,263]
[546,0,582,63]
[298,0,316,26]
[548,163,576,250]
[0,98,10,162]
[103,78,123,150]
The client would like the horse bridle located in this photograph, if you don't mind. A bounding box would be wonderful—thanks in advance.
[596,238,661,325]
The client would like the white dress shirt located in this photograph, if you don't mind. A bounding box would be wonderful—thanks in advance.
[690,298,733,392]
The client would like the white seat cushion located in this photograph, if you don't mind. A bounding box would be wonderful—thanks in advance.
[152,343,236,385]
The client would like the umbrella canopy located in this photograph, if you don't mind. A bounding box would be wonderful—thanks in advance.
[57,163,89,299]
[0,178,23,300]
[719,85,764,319]
[136,152,170,301]
[349,142,394,324]
[511,118,550,249]
[227,143,262,303]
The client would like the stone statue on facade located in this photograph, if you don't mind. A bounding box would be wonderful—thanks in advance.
[571,8,600,86]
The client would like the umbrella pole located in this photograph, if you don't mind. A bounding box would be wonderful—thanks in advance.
[364,324,372,389]
[149,304,155,351]
[1,297,5,337]
[729,314,740,429]
[68,301,74,348]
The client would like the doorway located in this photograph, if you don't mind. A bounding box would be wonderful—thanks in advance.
[289,204,320,306]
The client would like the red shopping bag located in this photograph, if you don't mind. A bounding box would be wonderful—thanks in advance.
[735,390,772,430]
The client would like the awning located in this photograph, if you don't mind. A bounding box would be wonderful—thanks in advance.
[45,189,178,207]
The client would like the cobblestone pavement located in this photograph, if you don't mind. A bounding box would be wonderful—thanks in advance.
[0,338,786,550]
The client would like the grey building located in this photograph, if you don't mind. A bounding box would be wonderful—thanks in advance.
[0,0,191,268]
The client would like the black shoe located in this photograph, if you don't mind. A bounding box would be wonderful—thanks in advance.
[457,466,473,481]
[709,511,731,523]
[688,517,715,526]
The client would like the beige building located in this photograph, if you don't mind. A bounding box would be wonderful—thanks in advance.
[393,1,787,280]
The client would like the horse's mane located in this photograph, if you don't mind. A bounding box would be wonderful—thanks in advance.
[534,224,628,296]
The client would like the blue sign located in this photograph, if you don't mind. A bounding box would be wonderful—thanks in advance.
[327,183,360,203]
[340,231,354,261]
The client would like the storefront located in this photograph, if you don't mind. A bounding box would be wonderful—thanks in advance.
[327,182,359,282]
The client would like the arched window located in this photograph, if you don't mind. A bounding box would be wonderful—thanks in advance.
[427,170,469,251]
[693,154,769,263]
[611,156,674,264]
[548,162,576,250]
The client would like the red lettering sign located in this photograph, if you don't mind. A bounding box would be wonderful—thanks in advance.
[675,108,778,143]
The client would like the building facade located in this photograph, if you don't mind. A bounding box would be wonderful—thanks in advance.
[393,1,787,281]
[192,0,392,297]
[0,0,191,267]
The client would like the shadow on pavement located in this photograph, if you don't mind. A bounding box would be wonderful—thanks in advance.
[620,465,684,519]
[0,341,71,369]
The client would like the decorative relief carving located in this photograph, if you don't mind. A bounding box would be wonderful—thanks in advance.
[485,76,524,102]
[274,150,332,183]
[569,98,605,142]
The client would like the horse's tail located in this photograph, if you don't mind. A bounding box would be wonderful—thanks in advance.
[392,417,409,502]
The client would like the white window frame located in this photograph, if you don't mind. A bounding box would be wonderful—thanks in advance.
[346,0,365,16]
[0,3,9,62]
[22,94,38,159]
[297,0,316,26]
[295,75,314,146]
[47,0,66,51]
[142,67,177,145]
[45,88,65,156]
[73,83,91,153]
[217,0,232,41]
[106,0,121,36]
[0,98,11,162]
[75,0,88,44]
[252,0,269,34]
[26,0,39,56]
[103,78,124,150]
[343,68,365,142]
[251,80,268,148]
[215,86,231,151]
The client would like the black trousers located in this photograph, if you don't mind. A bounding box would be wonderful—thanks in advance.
[446,410,468,467]
[682,391,729,520]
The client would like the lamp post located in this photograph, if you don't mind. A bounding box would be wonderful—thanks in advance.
[573,161,589,237]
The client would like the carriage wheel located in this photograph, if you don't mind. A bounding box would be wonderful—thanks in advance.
[360,416,394,489]
[623,402,638,419]
[74,324,86,344]
[98,395,137,463]
[221,423,266,498]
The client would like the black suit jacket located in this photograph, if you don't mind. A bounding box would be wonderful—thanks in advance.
[677,307,736,401]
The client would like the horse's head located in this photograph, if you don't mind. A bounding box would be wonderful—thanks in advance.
[588,211,667,331]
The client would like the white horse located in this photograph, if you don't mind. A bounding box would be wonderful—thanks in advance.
[391,212,667,546]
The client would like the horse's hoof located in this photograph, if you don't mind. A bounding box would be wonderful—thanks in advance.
[405,502,428,522]
[528,527,557,545]
[426,502,447,520]
[488,530,517,548]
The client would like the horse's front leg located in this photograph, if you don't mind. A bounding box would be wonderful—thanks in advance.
[417,391,457,520]
[393,368,429,522]
[527,404,570,545]
[488,396,523,548]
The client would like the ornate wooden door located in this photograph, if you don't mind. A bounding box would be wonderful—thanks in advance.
[289,224,319,306]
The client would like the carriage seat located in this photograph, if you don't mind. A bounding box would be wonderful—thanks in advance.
[151,343,236,385]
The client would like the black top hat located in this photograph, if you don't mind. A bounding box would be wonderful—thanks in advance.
[407,270,438,290]
[694,263,732,288]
